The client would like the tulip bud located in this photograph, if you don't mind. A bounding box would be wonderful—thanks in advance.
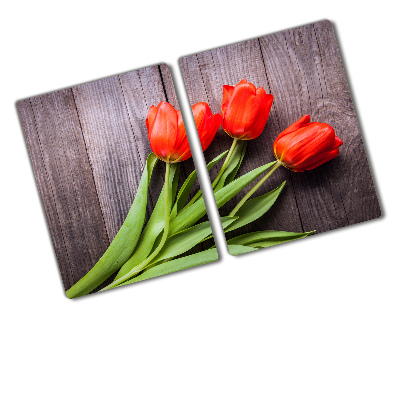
[146,101,220,163]
[221,79,274,140]
[273,115,343,172]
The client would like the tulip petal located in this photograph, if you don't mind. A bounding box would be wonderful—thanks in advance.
[174,141,192,162]
[191,102,221,151]
[221,85,234,118]
[173,131,192,162]
[175,110,188,148]
[223,81,258,136]
[294,149,340,172]
[192,102,208,132]
[293,133,342,171]
[333,136,343,149]
[170,110,191,162]
[241,90,273,140]
[278,115,311,138]
[146,105,158,139]
[200,113,222,151]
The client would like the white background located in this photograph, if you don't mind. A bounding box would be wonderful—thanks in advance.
[1,1,399,399]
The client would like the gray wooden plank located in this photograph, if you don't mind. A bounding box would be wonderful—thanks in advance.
[17,99,70,285]
[17,91,110,290]
[159,63,179,107]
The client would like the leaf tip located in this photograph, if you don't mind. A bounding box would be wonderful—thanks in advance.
[277,180,286,190]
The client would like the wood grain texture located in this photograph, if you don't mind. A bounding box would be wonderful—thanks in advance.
[17,64,202,292]
[17,92,109,290]
[179,20,381,242]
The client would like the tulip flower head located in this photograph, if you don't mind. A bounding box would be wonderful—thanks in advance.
[221,79,274,140]
[191,102,222,151]
[146,101,220,163]
[273,115,343,172]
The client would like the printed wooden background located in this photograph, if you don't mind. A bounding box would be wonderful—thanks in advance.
[17,64,199,291]
[179,20,381,246]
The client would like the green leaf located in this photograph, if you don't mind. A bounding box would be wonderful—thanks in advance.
[214,140,247,191]
[170,150,228,219]
[224,182,286,233]
[66,153,158,299]
[224,141,247,186]
[227,244,256,255]
[151,216,237,264]
[118,248,219,286]
[169,161,277,236]
[114,163,179,281]
[171,164,181,207]
[227,230,315,250]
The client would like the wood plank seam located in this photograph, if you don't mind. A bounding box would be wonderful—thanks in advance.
[30,97,74,283]
[312,25,326,102]
[257,38,273,94]
[257,36,306,232]
[53,93,96,282]
[285,25,346,230]
[195,54,223,157]
[285,28,334,230]
[210,52,225,157]
[120,69,161,220]
[281,31,324,232]
[158,65,169,103]
[311,26,349,227]
[287,175,305,232]
[312,23,349,226]
[70,88,111,244]
[284,32,312,110]
[313,23,350,226]
[116,73,152,222]
[315,23,349,228]
[44,93,91,283]
[116,75,145,172]
[136,70,156,212]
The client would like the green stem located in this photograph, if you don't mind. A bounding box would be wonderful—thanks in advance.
[229,161,281,217]
[100,162,171,292]
[180,138,239,212]
[212,138,238,189]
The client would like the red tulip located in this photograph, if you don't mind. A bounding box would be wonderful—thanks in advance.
[146,101,220,163]
[273,115,343,172]
[221,79,274,140]
[191,102,222,151]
